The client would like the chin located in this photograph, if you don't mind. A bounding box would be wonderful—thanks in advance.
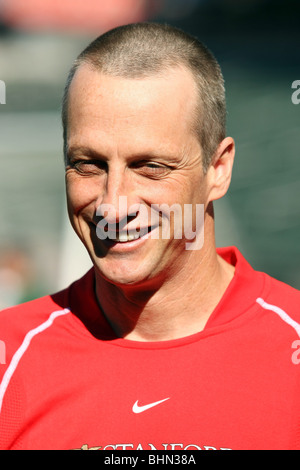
[93,258,155,288]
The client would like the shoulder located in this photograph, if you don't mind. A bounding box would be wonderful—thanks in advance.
[256,272,300,336]
[259,272,300,309]
[0,285,69,326]
[0,268,95,367]
[0,287,70,367]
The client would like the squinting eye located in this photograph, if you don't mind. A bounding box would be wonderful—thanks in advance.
[71,160,107,175]
[133,162,172,178]
[145,163,162,169]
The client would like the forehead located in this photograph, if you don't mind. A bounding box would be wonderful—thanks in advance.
[67,64,199,154]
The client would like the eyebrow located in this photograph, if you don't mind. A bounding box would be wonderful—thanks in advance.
[66,145,182,164]
[66,146,108,161]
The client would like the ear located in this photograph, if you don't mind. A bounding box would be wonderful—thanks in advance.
[206,137,235,202]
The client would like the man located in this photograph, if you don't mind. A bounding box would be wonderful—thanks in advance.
[0,23,300,450]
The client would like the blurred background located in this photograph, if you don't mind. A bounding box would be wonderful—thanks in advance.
[0,0,299,308]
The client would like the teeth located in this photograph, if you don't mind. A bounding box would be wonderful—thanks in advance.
[98,227,149,242]
[113,232,140,242]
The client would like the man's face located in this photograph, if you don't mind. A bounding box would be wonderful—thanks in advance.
[65,64,212,286]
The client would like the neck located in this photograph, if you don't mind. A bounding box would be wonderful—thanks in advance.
[95,238,235,342]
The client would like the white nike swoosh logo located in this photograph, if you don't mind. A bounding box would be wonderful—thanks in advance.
[132,397,170,414]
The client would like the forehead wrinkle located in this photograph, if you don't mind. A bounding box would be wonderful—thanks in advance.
[68,64,200,160]
[70,62,198,112]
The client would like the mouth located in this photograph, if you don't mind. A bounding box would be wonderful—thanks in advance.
[98,225,157,245]
[109,228,145,243]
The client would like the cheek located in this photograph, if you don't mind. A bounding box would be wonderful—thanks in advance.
[65,176,97,217]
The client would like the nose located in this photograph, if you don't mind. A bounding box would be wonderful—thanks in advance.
[95,165,138,225]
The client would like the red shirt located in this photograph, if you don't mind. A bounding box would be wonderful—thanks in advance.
[0,247,300,450]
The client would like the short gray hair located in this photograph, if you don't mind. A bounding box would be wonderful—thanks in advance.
[62,22,226,170]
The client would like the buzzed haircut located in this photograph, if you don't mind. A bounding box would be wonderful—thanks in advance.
[62,22,226,171]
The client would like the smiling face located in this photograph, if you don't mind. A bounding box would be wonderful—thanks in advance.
[65,64,215,287]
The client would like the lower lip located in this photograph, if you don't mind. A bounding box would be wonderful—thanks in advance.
[99,226,159,252]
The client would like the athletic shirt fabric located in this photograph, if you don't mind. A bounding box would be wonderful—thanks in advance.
[0,246,300,450]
